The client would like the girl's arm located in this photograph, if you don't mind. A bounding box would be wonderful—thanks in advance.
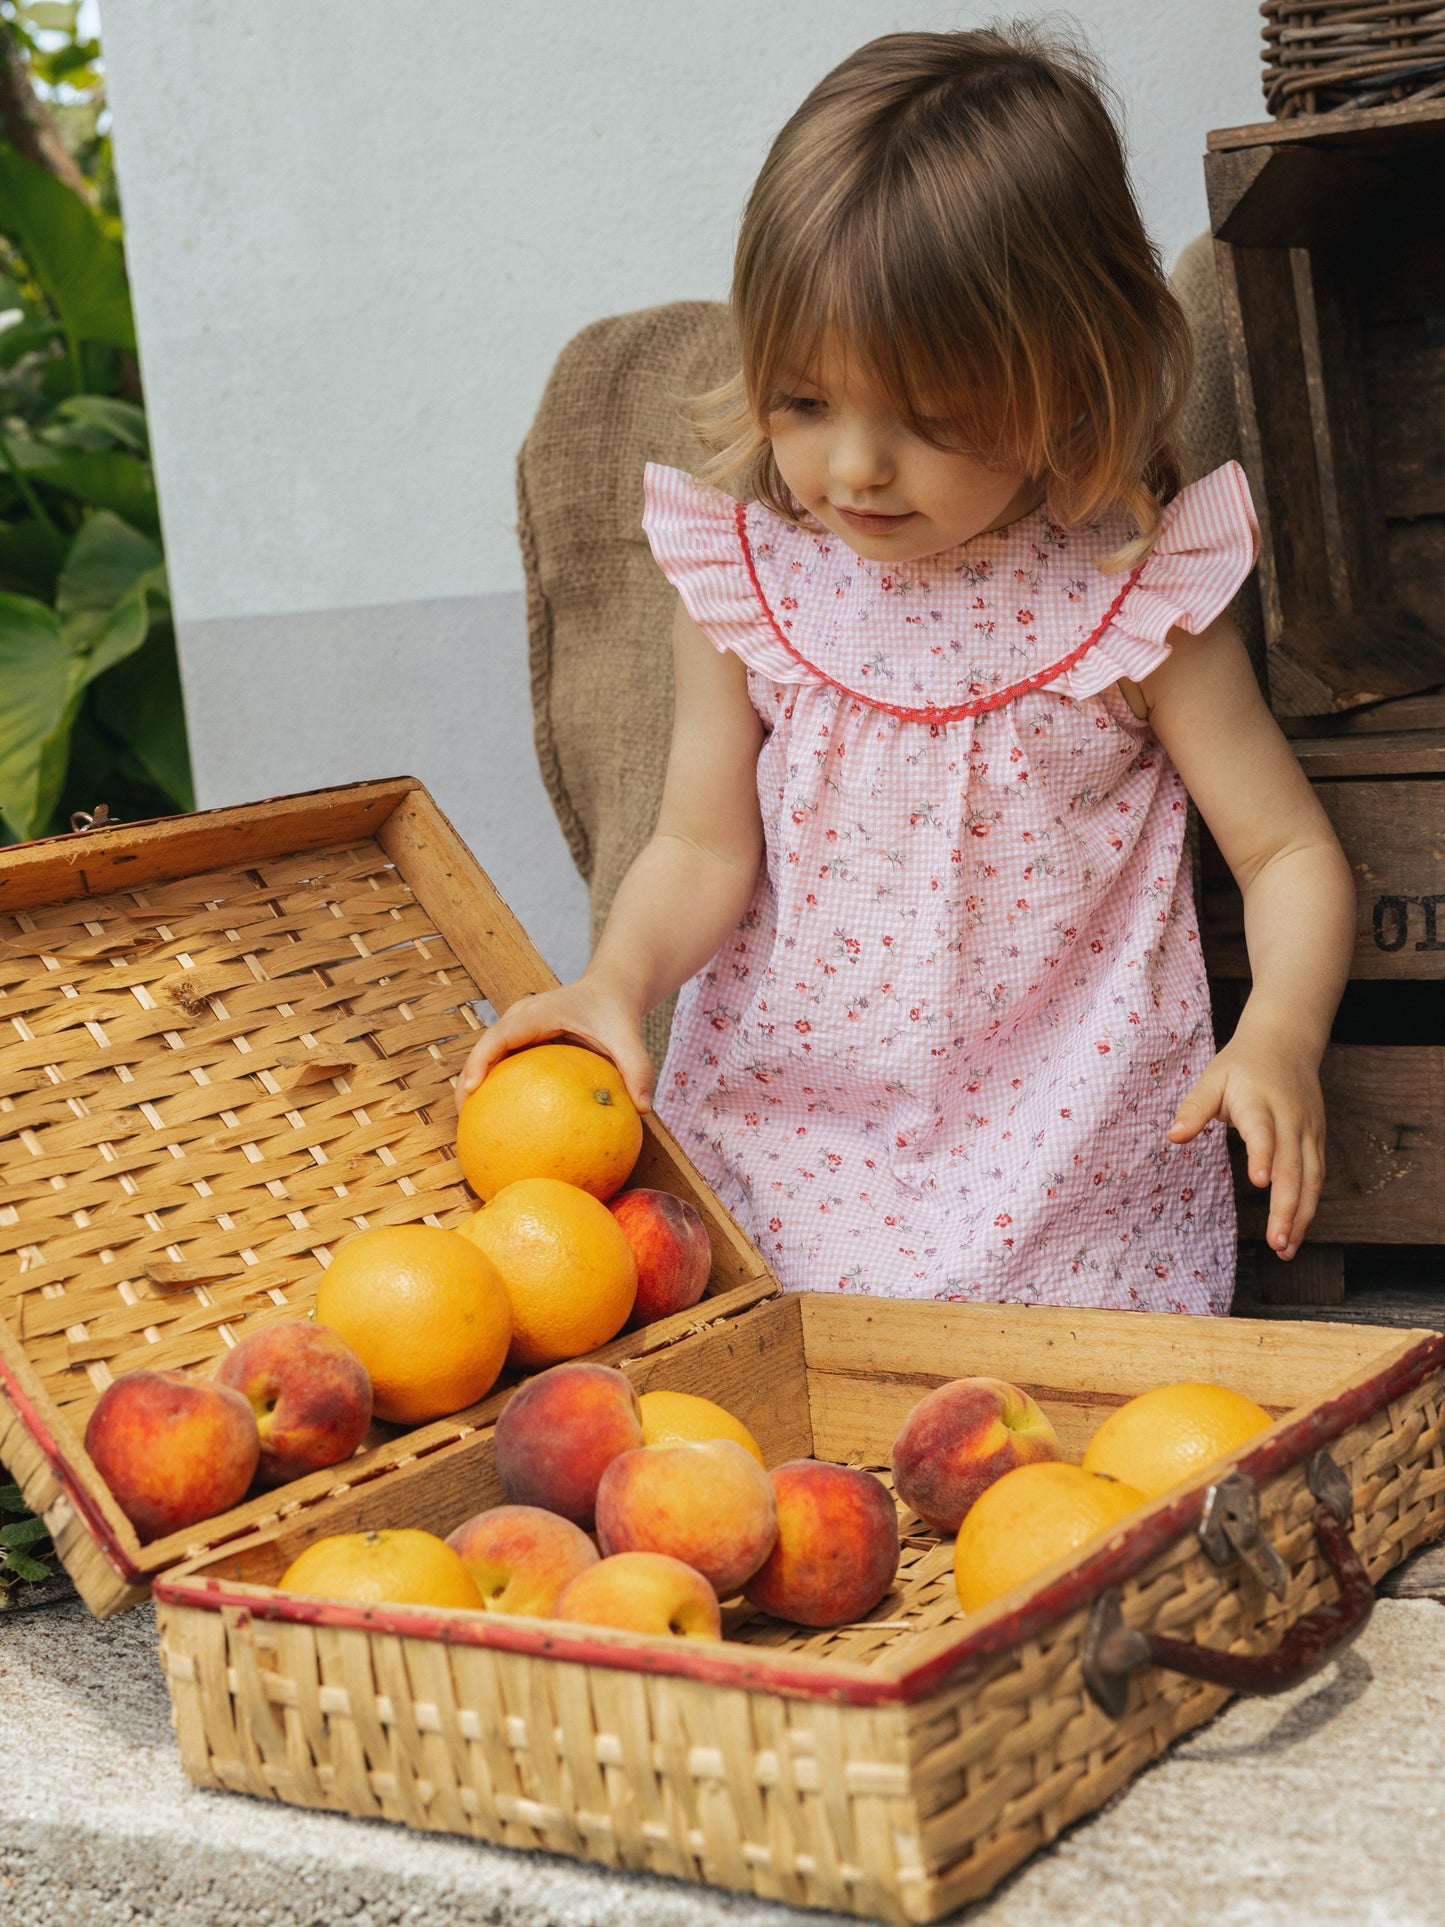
[455,598,765,1111]
[1136,614,1356,1262]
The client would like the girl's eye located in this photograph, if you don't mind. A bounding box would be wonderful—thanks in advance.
[774,395,824,417]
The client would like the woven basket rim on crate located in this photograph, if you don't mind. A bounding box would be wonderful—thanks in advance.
[155,1320,1445,1707]
[1262,1,1445,116]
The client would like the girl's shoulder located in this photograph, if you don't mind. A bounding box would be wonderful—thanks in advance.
[640,462,807,683]
[640,460,1260,711]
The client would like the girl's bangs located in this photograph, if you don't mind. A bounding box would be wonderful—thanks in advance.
[749,229,1050,470]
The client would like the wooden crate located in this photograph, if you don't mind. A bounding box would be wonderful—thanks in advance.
[0,780,778,1616]
[1201,728,1445,1308]
[155,1293,1445,1923]
[1206,100,1445,718]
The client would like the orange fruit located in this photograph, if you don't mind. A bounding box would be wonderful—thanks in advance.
[1081,1382,1273,1499]
[954,1461,1145,1612]
[456,1043,642,1202]
[315,1224,511,1425]
[460,1177,637,1370]
[639,1388,765,1464]
[278,1528,483,1610]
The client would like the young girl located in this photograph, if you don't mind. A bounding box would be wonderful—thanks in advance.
[461,26,1355,1314]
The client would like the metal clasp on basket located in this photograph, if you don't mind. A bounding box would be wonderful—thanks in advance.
[69,803,112,834]
[1198,1468,1290,1598]
[1082,1450,1369,1719]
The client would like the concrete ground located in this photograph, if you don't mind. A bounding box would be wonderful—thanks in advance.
[1,1586,1443,1927]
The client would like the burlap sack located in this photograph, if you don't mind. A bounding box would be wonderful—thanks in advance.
[518,301,737,1062]
[518,245,1260,1067]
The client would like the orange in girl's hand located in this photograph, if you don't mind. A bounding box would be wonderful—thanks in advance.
[455,1043,642,1202]
[460,1177,637,1369]
[315,1225,512,1425]
[278,1528,483,1611]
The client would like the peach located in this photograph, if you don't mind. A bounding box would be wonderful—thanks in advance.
[744,1460,900,1627]
[215,1321,372,1488]
[83,1369,260,1543]
[610,1188,712,1328]
[891,1377,1062,1534]
[493,1361,643,1528]
[554,1550,721,1639]
[446,1504,599,1615]
[596,1438,777,1596]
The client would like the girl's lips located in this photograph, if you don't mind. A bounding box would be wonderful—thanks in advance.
[835,506,915,534]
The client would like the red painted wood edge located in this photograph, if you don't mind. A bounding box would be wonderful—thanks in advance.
[154,1330,1445,1708]
[734,499,1145,723]
[0,1349,142,1582]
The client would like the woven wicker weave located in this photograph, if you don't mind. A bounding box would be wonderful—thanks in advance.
[0,781,777,1615]
[157,1292,1445,1922]
[1263,3,1445,115]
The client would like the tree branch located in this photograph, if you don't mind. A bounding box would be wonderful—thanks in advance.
[0,26,91,201]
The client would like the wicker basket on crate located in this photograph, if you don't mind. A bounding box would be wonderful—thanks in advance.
[1262,2,1445,116]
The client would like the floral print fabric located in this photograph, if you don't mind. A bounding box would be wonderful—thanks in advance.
[641,462,1259,1313]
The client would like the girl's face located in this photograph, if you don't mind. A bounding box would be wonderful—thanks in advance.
[763,343,1039,562]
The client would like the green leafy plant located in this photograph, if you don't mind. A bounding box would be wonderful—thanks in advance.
[0,1478,57,1598]
[0,6,185,1594]
[0,1,192,844]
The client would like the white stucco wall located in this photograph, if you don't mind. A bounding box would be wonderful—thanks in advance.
[99,0,1266,979]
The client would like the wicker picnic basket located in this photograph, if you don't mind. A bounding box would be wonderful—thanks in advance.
[1262,3,1445,115]
[0,779,776,1616]
[155,1293,1445,1922]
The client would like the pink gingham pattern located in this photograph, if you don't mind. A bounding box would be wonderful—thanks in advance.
[641,461,1259,1312]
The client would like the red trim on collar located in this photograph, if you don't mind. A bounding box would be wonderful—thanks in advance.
[735,500,1144,722]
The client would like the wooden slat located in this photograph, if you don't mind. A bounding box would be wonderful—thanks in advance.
[1234,1045,1445,1243]
[797,1296,1397,1467]
[0,778,419,913]
[375,787,558,1014]
[1369,339,1445,521]
[1220,240,1332,659]
[1283,722,1445,770]
[1209,107,1445,721]
[1206,142,1395,250]
[1201,775,1445,977]
[1207,98,1445,154]
[1259,1242,1347,1307]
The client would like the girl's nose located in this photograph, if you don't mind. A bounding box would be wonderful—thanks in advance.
[828,419,893,493]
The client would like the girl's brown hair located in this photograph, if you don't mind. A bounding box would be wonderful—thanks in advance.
[693,23,1192,555]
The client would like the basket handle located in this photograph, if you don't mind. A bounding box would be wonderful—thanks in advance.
[1082,1449,1373,1719]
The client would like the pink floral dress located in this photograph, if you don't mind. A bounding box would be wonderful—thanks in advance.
[641,461,1259,1313]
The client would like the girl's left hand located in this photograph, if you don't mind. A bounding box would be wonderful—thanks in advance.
[1167,1024,1325,1261]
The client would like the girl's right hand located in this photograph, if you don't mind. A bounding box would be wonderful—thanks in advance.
[453,976,655,1115]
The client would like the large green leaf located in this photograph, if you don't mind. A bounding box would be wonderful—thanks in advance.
[0,592,71,839]
[0,149,135,351]
[55,395,149,454]
[0,516,66,598]
[4,435,158,530]
[36,452,159,534]
[0,531,162,839]
[56,509,163,622]
[91,618,193,811]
